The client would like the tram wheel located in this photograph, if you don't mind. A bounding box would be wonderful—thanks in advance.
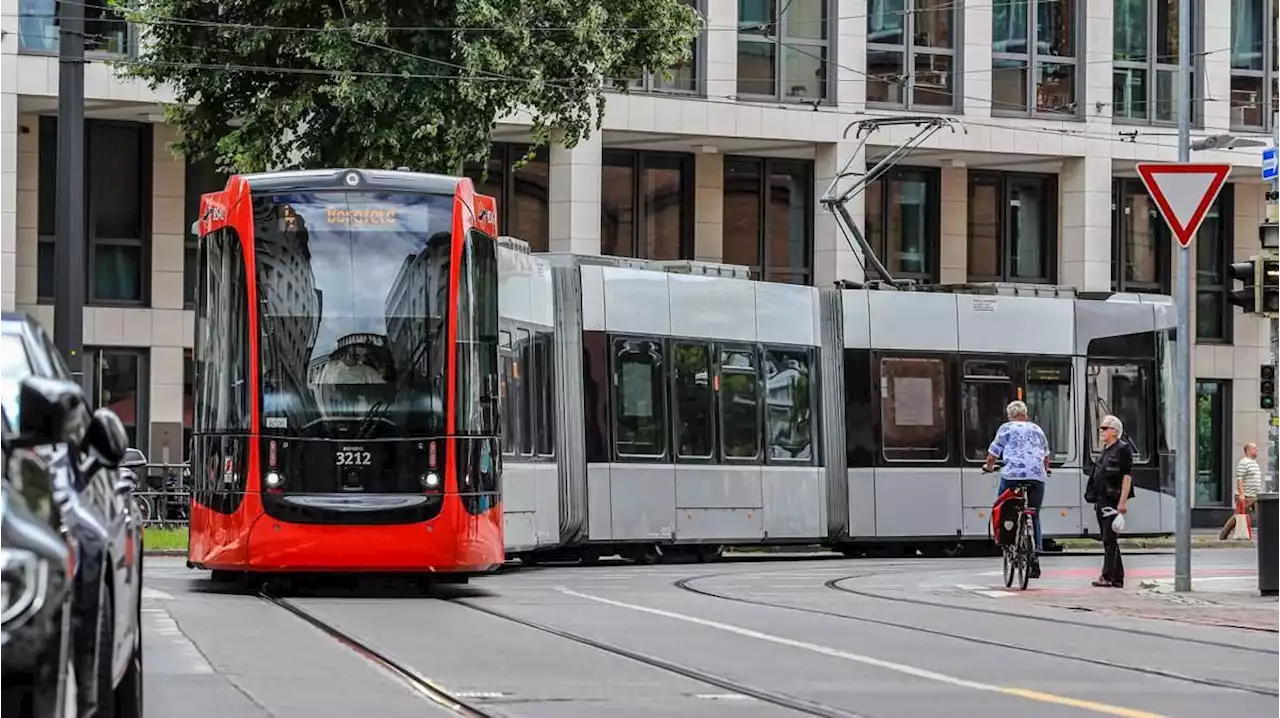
[630,546,662,565]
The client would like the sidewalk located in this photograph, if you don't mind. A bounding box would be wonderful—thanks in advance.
[1016,575,1278,632]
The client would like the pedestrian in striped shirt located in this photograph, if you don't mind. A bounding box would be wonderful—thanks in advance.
[1220,443,1262,540]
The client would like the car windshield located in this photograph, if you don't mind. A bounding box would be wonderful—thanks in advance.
[0,331,32,431]
[253,190,455,439]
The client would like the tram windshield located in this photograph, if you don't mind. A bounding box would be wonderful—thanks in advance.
[253,190,455,439]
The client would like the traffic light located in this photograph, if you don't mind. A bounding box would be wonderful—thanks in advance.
[1229,258,1260,312]
[1263,365,1277,411]
[1263,258,1279,314]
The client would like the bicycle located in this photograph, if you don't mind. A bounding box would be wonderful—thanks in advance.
[983,463,1046,591]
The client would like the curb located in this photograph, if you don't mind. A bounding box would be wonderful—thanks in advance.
[144,549,188,557]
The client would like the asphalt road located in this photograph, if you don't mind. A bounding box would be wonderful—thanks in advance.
[140,549,1277,718]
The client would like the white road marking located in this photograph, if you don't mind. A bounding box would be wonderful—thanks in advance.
[142,600,215,675]
[556,587,1170,718]
[975,590,1016,598]
[142,587,175,600]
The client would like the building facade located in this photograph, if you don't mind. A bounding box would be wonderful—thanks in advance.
[1,0,1276,524]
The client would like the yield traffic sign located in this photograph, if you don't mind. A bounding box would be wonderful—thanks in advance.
[1136,163,1233,248]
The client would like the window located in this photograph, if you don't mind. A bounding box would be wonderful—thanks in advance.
[961,361,1014,462]
[1230,0,1277,129]
[613,338,666,458]
[1113,0,1198,124]
[601,150,692,261]
[672,342,715,459]
[719,347,760,460]
[737,0,830,101]
[463,143,549,252]
[0,333,33,430]
[37,117,152,304]
[1195,185,1234,343]
[1195,380,1231,506]
[992,0,1080,116]
[764,348,814,461]
[1025,360,1072,462]
[723,157,813,284]
[194,228,251,434]
[517,329,534,455]
[967,171,1056,283]
[498,330,522,456]
[534,333,555,456]
[880,356,949,462]
[613,0,701,93]
[866,0,958,109]
[184,157,229,308]
[17,0,134,54]
[864,167,938,284]
[843,350,876,467]
[1086,361,1151,463]
[1111,178,1171,293]
[87,348,147,452]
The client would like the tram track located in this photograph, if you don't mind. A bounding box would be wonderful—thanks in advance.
[672,573,1279,699]
[448,596,872,718]
[259,591,497,717]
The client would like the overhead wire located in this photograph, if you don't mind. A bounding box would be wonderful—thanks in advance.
[8,0,1273,154]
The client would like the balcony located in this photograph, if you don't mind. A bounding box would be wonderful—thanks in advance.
[17,0,136,55]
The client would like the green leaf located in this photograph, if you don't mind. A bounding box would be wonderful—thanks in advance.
[116,0,704,173]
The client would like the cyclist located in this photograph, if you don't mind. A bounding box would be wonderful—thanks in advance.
[983,400,1051,578]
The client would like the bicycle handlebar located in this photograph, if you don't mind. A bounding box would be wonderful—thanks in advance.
[981,462,1051,476]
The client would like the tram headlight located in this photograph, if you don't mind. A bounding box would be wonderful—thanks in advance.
[264,471,284,490]
[420,473,440,490]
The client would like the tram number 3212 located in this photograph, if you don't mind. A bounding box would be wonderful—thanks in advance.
[335,449,373,466]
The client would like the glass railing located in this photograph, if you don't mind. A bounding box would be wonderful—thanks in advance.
[18,0,134,55]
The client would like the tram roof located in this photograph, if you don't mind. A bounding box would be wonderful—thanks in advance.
[238,168,464,196]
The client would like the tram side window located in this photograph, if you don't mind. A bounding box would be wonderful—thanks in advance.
[763,347,814,462]
[1026,360,1072,462]
[672,342,714,460]
[517,329,533,456]
[534,331,555,457]
[498,330,519,457]
[880,356,949,462]
[613,338,666,459]
[225,234,251,431]
[720,348,760,460]
[1086,362,1151,463]
[195,228,249,432]
[843,350,875,468]
[960,361,1013,462]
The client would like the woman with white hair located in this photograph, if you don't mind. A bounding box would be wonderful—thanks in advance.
[1085,414,1133,587]
[983,400,1051,577]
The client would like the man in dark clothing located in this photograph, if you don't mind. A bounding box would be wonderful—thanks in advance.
[1087,414,1133,588]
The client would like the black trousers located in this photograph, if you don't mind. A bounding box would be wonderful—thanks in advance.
[1095,502,1124,584]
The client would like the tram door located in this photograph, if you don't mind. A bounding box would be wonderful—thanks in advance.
[959,357,1078,538]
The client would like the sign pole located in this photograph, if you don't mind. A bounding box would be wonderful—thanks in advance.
[1173,0,1192,594]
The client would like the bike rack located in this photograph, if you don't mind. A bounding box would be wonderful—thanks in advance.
[818,115,966,289]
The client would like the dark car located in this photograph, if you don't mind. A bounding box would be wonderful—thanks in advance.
[1,313,143,718]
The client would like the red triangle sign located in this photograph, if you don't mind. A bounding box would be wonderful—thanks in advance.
[1135,163,1232,248]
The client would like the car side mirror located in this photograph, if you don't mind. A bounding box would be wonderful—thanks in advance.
[83,408,128,470]
[121,447,147,470]
[16,376,91,448]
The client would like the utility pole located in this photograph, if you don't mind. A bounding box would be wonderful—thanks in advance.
[1172,0,1192,593]
[54,0,86,386]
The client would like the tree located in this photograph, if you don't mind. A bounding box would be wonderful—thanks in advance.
[117,0,702,173]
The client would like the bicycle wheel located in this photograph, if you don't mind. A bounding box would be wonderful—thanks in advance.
[1017,514,1034,590]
